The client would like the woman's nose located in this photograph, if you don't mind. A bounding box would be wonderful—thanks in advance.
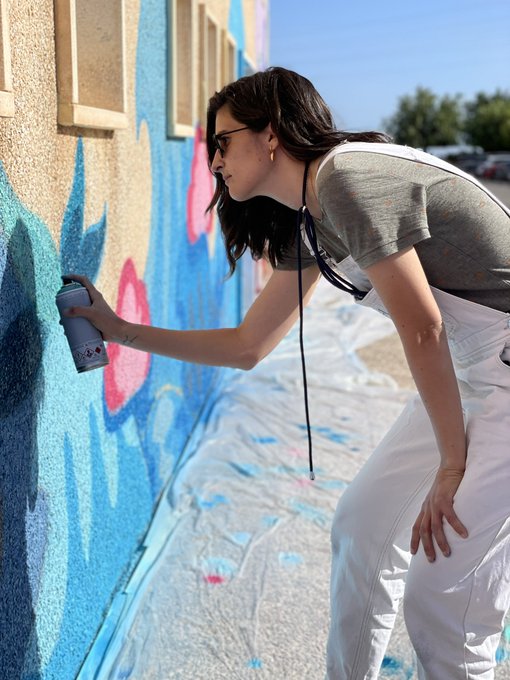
[211,148,223,174]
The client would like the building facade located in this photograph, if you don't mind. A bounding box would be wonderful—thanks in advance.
[0,0,268,677]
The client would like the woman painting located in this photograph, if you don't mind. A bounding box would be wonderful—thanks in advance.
[66,67,510,679]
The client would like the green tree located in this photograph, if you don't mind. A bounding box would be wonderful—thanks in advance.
[464,92,510,151]
[383,87,463,149]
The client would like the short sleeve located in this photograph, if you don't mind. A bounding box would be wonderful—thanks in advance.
[317,158,431,269]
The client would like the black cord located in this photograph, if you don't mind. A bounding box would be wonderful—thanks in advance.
[296,205,315,481]
[301,210,366,300]
[296,161,368,480]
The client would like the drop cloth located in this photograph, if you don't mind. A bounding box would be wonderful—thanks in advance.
[106,278,510,680]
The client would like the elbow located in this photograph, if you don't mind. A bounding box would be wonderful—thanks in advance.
[234,328,266,370]
[236,350,262,371]
[238,360,256,371]
[236,340,269,370]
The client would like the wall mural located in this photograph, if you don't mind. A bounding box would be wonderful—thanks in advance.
[0,0,247,677]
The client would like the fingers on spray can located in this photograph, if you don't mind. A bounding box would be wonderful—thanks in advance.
[55,276,109,373]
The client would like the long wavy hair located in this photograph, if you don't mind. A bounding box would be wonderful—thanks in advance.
[206,67,391,275]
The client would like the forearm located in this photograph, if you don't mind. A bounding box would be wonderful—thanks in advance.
[65,267,320,372]
[400,324,466,470]
[116,322,255,370]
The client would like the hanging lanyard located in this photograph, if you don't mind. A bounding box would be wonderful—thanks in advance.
[296,161,367,480]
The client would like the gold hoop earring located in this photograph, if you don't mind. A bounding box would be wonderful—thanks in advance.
[270,149,274,162]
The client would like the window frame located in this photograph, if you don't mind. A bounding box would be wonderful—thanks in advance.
[197,3,221,131]
[54,0,128,130]
[222,30,237,87]
[167,0,198,138]
[0,0,13,118]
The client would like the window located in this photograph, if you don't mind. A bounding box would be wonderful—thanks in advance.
[222,30,237,86]
[54,0,128,129]
[197,4,221,130]
[0,0,13,117]
[167,0,198,138]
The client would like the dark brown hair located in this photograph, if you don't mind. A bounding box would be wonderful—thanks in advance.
[206,67,391,274]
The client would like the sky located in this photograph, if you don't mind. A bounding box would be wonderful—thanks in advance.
[269,0,510,133]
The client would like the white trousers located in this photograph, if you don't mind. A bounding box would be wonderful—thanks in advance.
[326,288,510,679]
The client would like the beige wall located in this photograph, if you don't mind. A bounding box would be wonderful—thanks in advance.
[0,0,151,302]
[0,0,266,300]
[0,2,268,677]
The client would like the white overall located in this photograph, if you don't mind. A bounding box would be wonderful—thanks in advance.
[308,144,510,679]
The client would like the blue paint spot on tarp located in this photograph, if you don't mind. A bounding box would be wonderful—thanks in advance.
[252,436,278,444]
[382,657,401,671]
[317,479,348,490]
[270,464,324,477]
[288,500,330,527]
[196,494,230,510]
[278,552,303,568]
[496,647,508,664]
[262,515,279,527]
[380,656,415,678]
[203,557,237,579]
[229,462,261,477]
[297,424,349,444]
[230,532,251,546]
[246,658,262,669]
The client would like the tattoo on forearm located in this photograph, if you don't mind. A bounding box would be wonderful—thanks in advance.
[122,334,138,346]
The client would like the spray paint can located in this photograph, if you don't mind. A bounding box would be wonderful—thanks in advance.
[55,277,109,373]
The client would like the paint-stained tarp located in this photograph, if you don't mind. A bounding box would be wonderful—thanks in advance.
[105,279,510,680]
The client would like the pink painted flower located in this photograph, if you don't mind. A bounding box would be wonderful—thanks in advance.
[187,126,214,244]
[104,259,151,413]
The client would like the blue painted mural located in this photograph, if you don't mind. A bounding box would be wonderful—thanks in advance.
[0,0,251,677]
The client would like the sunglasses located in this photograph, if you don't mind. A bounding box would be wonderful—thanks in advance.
[212,126,250,157]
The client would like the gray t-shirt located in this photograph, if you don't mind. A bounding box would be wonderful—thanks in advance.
[277,145,510,312]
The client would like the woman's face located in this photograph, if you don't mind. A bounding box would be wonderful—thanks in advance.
[211,105,274,202]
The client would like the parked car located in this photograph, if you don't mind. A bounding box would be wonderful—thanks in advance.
[475,153,510,178]
[492,160,510,181]
[454,153,486,175]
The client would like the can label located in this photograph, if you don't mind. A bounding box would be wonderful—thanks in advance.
[55,280,109,373]
[71,340,109,373]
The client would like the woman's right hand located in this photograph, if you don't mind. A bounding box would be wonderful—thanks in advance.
[63,274,126,343]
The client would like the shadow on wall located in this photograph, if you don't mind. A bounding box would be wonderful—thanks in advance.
[0,217,43,677]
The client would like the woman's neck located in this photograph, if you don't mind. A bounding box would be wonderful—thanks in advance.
[262,154,325,220]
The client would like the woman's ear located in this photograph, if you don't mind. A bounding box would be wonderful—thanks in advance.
[267,124,279,150]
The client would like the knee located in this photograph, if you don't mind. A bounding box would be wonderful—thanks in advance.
[403,559,448,646]
[330,487,375,556]
[403,576,439,664]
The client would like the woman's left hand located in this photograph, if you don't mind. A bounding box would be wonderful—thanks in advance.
[411,468,468,562]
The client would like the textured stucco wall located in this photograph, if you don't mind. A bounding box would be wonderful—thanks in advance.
[0,0,267,677]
